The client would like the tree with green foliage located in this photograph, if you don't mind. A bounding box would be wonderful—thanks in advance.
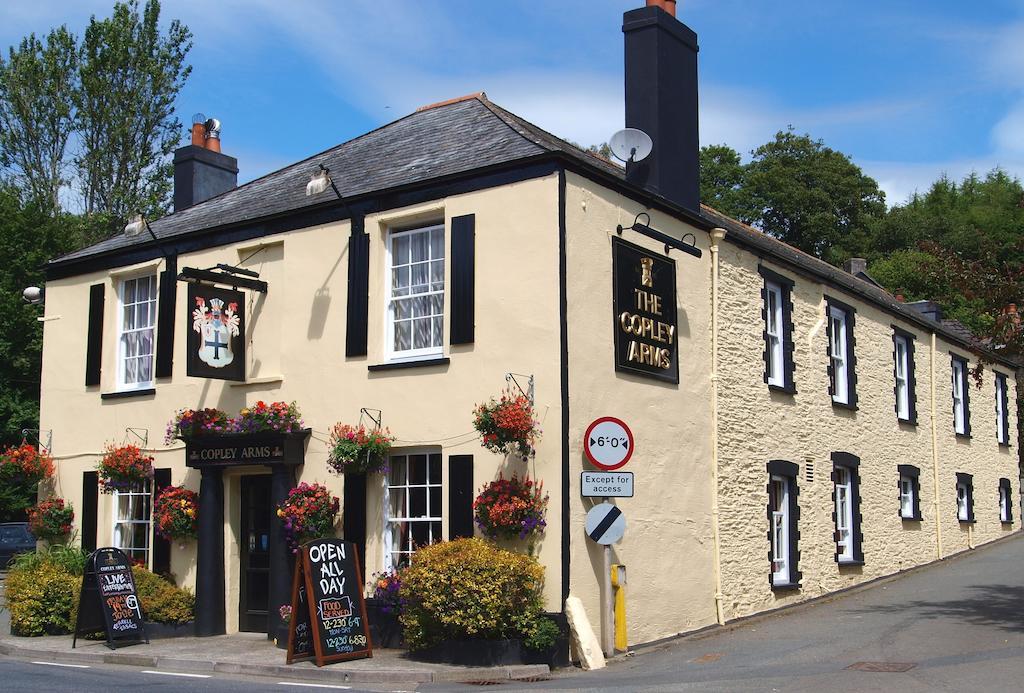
[699,143,749,221]
[76,0,192,221]
[0,27,78,215]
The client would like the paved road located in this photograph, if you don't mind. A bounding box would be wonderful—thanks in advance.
[427,533,1024,692]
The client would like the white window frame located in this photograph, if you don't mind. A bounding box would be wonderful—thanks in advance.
[382,450,443,571]
[385,224,445,363]
[116,274,158,391]
[112,480,152,566]
[770,475,791,584]
[999,484,1010,522]
[765,281,785,387]
[829,305,849,404]
[952,359,966,435]
[899,475,915,519]
[995,374,1008,444]
[834,466,854,561]
[956,481,969,521]
[894,335,910,420]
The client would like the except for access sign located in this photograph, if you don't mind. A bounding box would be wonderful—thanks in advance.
[581,471,634,498]
[583,417,634,471]
[585,502,626,545]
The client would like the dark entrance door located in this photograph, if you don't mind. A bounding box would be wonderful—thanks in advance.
[239,475,271,633]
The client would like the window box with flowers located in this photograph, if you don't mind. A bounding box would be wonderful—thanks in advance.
[98,444,154,493]
[472,391,541,459]
[154,485,199,545]
[275,483,340,554]
[473,475,548,545]
[166,401,304,443]
[27,498,74,543]
[326,424,396,475]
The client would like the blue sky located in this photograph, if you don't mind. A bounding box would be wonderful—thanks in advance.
[3,0,1024,207]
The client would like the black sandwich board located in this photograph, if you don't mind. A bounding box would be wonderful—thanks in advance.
[73,547,148,649]
[286,538,372,666]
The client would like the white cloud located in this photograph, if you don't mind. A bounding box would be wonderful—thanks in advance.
[860,156,1024,208]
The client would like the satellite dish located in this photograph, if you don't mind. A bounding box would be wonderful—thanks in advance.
[609,128,653,164]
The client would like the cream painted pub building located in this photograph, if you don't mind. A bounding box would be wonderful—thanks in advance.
[38,2,1019,646]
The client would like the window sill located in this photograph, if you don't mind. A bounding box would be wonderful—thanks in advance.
[771,582,801,592]
[229,375,284,387]
[998,442,1011,449]
[955,432,971,440]
[768,383,797,396]
[101,388,156,400]
[368,357,450,372]
[958,518,976,525]
[832,400,858,412]
[1001,520,1013,526]
[900,514,923,522]
[836,558,864,567]
[897,416,918,427]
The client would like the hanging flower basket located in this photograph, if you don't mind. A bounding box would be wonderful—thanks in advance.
[165,407,231,443]
[276,483,340,553]
[472,390,540,459]
[473,475,548,541]
[0,443,54,484]
[326,424,395,475]
[27,497,74,542]
[154,485,199,542]
[98,444,154,493]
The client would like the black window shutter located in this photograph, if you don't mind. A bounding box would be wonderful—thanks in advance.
[342,473,368,572]
[81,471,98,553]
[450,214,476,345]
[345,216,369,358]
[155,256,177,378]
[961,360,971,437]
[448,454,475,539]
[85,283,105,386]
[152,468,172,575]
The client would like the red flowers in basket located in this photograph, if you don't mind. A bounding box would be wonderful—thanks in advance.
[473,474,548,541]
[27,498,74,542]
[154,485,199,541]
[472,390,540,459]
[97,444,154,493]
[276,483,340,553]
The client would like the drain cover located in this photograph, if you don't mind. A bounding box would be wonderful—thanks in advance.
[460,680,504,686]
[512,676,551,682]
[847,661,917,672]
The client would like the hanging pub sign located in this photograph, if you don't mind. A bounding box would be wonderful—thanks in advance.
[612,236,679,384]
[286,538,372,666]
[73,547,148,649]
[186,283,245,381]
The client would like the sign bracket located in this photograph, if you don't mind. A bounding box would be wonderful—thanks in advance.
[616,211,702,259]
[359,408,382,429]
[178,265,268,293]
[20,428,52,453]
[505,372,535,407]
[123,427,148,447]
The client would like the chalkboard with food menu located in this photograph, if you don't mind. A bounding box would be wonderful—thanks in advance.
[286,538,371,666]
[73,547,148,649]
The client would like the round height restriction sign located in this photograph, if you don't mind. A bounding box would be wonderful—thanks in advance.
[583,417,634,471]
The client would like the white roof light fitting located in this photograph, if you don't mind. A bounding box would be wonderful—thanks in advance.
[123,213,159,241]
[609,127,653,164]
[306,163,342,198]
[22,286,43,305]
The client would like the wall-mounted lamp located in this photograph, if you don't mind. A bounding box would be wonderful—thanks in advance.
[124,214,159,242]
[616,212,702,259]
[306,163,342,198]
[22,286,44,305]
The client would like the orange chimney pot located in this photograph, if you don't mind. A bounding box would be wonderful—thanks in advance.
[190,122,206,148]
[646,0,677,16]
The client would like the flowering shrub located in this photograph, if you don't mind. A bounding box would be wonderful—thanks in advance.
[27,498,74,542]
[235,400,304,434]
[372,570,404,615]
[472,391,540,459]
[97,444,154,493]
[5,550,81,636]
[279,604,293,624]
[327,424,395,474]
[165,407,231,443]
[276,483,340,553]
[399,538,545,650]
[154,486,199,541]
[473,475,548,541]
[165,402,304,443]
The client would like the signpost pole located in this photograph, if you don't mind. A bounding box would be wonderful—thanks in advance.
[603,540,613,657]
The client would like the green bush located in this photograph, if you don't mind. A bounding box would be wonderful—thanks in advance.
[398,537,546,650]
[4,551,82,636]
[131,566,195,624]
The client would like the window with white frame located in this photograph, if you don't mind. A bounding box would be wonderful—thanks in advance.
[955,472,974,522]
[894,335,910,420]
[770,475,791,584]
[999,478,1012,523]
[117,274,158,389]
[900,475,914,519]
[387,224,444,360]
[828,304,850,405]
[956,481,969,521]
[995,373,1009,445]
[765,282,784,387]
[384,451,442,570]
[112,481,151,564]
[834,466,854,561]
[951,357,969,435]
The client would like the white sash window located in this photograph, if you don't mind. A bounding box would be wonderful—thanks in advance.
[118,274,157,390]
[834,467,853,561]
[829,306,849,404]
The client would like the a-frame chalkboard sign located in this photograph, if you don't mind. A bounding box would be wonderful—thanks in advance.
[286,538,372,666]
[73,547,149,649]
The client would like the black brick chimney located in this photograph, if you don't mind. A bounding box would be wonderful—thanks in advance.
[623,3,700,214]
[173,145,238,211]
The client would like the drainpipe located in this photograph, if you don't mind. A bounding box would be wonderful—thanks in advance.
[709,227,727,625]
[930,330,943,559]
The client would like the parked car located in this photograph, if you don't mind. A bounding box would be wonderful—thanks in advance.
[0,522,36,569]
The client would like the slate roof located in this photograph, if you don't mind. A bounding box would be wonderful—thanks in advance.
[49,93,1017,367]
[53,94,622,264]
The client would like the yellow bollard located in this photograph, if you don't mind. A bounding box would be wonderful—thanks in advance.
[611,564,627,652]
